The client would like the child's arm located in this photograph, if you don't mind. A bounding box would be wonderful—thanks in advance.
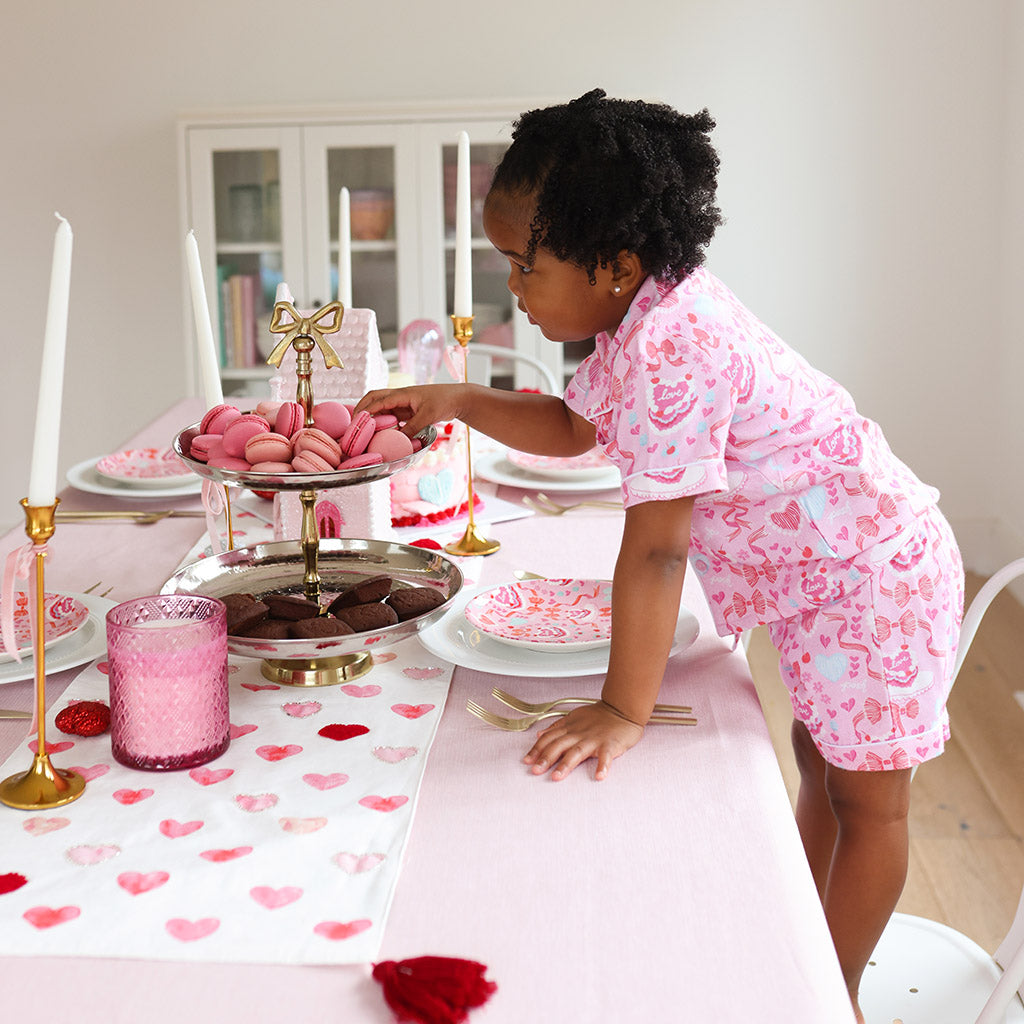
[523,495,696,781]
[355,383,596,457]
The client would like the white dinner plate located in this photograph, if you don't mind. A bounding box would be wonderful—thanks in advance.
[0,591,91,665]
[95,447,193,488]
[0,592,115,686]
[67,456,202,499]
[505,447,617,481]
[474,451,621,494]
[418,583,699,678]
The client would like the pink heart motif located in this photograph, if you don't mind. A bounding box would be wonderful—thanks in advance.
[338,683,381,698]
[279,816,327,835]
[69,764,110,782]
[159,819,204,839]
[235,792,279,812]
[117,871,169,895]
[200,847,253,863]
[241,682,280,692]
[372,745,417,764]
[303,772,348,791]
[112,788,154,805]
[24,905,80,929]
[256,744,303,762]
[358,795,408,813]
[402,667,445,680]
[840,699,856,713]
[189,767,234,786]
[371,652,397,664]
[23,816,70,836]
[314,919,372,941]
[230,723,258,739]
[250,885,303,909]
[332,852,385,874]
[66,844,121,866]
[28,739,73,754]
[282,701,321,718]
[95,661,110,675]
[166,917,219,942]
[390,703,434,719]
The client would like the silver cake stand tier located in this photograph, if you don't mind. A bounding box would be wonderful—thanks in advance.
[161,538,463,686]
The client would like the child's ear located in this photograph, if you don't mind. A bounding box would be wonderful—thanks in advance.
[610,251,644,293]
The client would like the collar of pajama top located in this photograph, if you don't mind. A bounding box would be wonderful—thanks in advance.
[563,270,941,635]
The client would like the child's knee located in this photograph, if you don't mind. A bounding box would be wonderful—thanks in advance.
[824,762,912,826]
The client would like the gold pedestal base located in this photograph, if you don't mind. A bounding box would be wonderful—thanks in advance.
[260,652,373,687]
[0,754,86,810]
[445,523,501,557]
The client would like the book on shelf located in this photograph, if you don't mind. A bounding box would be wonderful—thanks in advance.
[218,271,261,368]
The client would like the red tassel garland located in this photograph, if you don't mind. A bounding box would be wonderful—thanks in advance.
[372,956,497,1024]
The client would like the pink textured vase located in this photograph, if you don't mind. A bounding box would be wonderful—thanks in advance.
[106,595,229,771]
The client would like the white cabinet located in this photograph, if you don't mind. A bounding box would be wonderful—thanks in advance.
[179,105,566,398]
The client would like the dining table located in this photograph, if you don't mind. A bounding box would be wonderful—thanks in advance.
[0,397,856,1023]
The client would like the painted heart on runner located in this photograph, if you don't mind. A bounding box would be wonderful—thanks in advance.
[282,701,322,718]
[318,724,370,742]
[189,767,234,786]
[69,764,110,781]
[28,739,74,754]
[235,793,279,812]
[112,788,154,805]
[241,682,280,692]
[402,667,444,680]
[230,723,258,739]
[117,870,169,895]
[279,816,327,834]
[166,917,219,941]
[371,652,397,664]
[338,683,381,698]
[303,772,348,790]
[24,905,80,929]
[159,819,204,839]
[66,844,120,866]
[250,885,303,909]
[314,919,372,941]
[390,704,434,719]
[372,745,417,764]
[23,816,70,836]
[255,744,303,761]
[358,795,408,813]
[0,872,27,895]
[332,852,385,874]
[200,847,253,862]
[95,661,109,674]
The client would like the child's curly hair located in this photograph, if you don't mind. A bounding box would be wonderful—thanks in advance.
[491,88,723,285]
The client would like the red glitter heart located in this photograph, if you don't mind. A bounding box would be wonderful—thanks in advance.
[318,724,370,742]
[55,701,110,737]
[0,872,28,895]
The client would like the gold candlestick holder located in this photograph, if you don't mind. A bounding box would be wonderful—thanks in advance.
[444,314,500,557]
[0,499,86,810]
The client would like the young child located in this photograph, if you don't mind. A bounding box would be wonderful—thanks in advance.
[354,89,964,1021]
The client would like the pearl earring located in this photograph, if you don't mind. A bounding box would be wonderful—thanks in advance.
[613,285,622,294]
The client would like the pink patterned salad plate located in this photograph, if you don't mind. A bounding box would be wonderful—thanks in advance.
[506,446,615,481]
[0,591,90,664]
[95,448,192,487]
[465,578,613,652]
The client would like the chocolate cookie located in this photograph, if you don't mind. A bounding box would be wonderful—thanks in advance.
[224,595,269,635]
[327,574,393,612]
[385,586,447,621]
[289,616,354,639]
[264,593,324,621]
[331,601,399,632]
[237,618,291,639]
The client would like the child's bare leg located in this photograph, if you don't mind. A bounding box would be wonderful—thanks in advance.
[791,720,837,898]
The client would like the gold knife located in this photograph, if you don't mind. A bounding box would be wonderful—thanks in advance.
[0,710,31,719]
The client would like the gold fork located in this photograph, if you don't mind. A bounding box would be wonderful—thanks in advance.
[466,699,697,731]
[490,687,692,716]
[523,493,622,516]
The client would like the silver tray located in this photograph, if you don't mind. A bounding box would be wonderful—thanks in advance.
[160,538,463,662]
[172,423,438,492]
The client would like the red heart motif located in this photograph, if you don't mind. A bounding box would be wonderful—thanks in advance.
[313,918,372,941]
[302,772,348,790]
[159,819,204,839]
[95,661,109,675]
[28,740,73,754]
[255,744,303,761]
[358,794,409,813]
[770,500,801,531]
[390,703,434,719]
[241,682,280,692]
[0,872,27,895]
[229,723,258,739]
[189,767,234,786]
[317,724,369,742]
[117,871,169,895]
[166,917,219,942]
[200,846,253,862]
[24,905,80,929]
[112,788,154,805]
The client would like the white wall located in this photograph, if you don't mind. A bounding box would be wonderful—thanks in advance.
[1,0,1018,575]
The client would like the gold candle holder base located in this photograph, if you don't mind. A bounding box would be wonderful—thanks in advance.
[259,651,373,687]
[444,314,500,558]
[0,499,86,811]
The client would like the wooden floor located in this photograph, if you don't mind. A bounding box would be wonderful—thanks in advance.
[746,571,1024,954]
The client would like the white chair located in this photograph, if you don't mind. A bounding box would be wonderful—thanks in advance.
[859,557,1024,1023]
[386,343,560,394]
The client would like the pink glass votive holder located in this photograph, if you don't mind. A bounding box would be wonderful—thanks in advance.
[106,595,230,771]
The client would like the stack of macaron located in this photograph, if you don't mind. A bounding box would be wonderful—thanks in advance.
[186,400,421,474]
[222,575,447,640]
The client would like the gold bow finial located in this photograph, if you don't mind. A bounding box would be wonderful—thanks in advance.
[266,300,344,369]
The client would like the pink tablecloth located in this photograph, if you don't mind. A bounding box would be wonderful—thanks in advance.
[0,399,855,1022]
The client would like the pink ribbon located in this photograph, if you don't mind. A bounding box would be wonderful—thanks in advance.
[2,541,38,662]
[201,480,225,556]
[443,344,467,384]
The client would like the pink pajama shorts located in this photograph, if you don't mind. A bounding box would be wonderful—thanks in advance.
[767,507,964,771]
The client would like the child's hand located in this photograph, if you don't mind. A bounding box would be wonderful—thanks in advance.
[354,384,466,438]
[522,702,644,781]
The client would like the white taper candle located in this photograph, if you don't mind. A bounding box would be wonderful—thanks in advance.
[453,132,473,318]
[185,229,223,408]
[338,187,352,307]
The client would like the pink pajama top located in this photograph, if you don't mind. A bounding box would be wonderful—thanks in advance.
[563,270,941,637]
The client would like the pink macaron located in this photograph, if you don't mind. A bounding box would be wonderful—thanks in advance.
[312,401,352,439]
[292,427,342,468]
[339,410,376,457]
[255,399,285,420]
[274,401,305,439]
[244,431,293,465]
[208,455,251,472]
[249,460,293,474]
[188,434,224,463]
[199,403,241,435]
[367,427,415,462]
[372,413,399,431]
[339,452,385,469]
[222,414,271,458]
[292,450,335,474]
